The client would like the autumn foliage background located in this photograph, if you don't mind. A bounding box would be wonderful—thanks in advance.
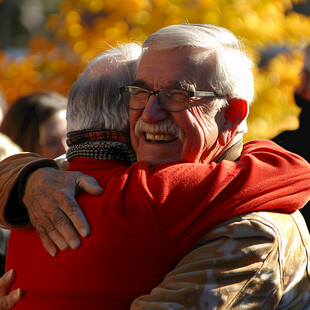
[0,0,310,141]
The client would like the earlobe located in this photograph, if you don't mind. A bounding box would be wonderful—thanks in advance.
[219,97,248,146]
[225,97,248,127]
[218,130,231,146]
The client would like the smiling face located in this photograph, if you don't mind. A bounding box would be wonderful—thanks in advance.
[129,47,228,166]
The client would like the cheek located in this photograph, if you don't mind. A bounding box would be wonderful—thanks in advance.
[129,111,141,149]
[181,107,220,162]
[189,107,217,143]
[176,109,206,162]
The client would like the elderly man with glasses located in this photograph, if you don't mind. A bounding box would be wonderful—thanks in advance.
[0,24,310,309]
[125,23,310,309]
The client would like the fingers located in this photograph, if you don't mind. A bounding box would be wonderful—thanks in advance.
[68,174,103,238]
[61,200,91,239]
[0,270,15,295]
[0,289,23,309]
[47,189,89,246]
[33,220,67,257]
[48,207,83,250]
[36,217,81,257]
[23,168,103,256]
[38,233,59,258]
[30,206,80,256]
[30,204,84,256]
[76,174,104,196]
[0,270,23,309]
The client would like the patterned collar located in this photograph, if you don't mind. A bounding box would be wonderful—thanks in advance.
[67,129,130,146]
[66,129,136,164]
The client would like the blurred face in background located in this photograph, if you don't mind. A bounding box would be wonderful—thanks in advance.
[37,109,67,158]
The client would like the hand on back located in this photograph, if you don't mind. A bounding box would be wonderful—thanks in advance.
[23,167,103,257]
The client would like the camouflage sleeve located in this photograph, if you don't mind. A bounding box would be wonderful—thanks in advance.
[131,211,310,310]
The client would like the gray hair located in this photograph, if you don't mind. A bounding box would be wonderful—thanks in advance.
[142,24,254,134]
[67,43,142,133]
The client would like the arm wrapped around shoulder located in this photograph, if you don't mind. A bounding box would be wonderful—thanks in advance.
[131,211,310,310]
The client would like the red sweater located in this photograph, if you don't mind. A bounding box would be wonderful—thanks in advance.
[6,140,310,309]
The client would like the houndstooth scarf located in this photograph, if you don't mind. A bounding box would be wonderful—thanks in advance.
[66,129,136,165]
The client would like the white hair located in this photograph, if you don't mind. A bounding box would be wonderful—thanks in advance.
[67,43,142,133]
[142,24,254,134]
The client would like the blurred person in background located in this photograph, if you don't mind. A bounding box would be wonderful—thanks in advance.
[0,91,67,159]
[272,44,310,229]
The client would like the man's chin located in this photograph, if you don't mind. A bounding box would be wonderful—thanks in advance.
[139,157,177,166]
[136,143,182,166]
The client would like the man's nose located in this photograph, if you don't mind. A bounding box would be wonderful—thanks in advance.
[141,94,169,123]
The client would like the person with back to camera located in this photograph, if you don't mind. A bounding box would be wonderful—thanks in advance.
[0,91,67,159]
[0,24,310,309]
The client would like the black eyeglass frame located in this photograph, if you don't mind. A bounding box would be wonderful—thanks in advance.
[119,86,223,112]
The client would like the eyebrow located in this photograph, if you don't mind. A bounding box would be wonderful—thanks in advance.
[175,80,196,92]
[131,79,147,88]
[131,79,196,91]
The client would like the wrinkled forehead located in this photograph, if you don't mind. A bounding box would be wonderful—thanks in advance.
[136,46,214,90]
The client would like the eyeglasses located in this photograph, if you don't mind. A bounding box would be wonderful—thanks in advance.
[120,86,221,112]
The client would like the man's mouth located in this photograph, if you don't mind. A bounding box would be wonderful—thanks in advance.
[145,132,178,143]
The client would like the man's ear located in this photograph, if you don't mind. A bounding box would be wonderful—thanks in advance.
[219,97,248,146]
